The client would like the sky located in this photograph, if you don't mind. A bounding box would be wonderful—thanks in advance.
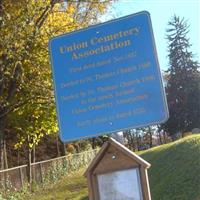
[103,0,200,71]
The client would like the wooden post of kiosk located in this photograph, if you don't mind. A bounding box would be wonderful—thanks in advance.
[84,138,151,200]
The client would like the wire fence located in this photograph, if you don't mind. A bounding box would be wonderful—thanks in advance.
[0,149,98,190]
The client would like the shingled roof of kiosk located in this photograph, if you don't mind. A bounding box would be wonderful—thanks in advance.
[84,138,151,176]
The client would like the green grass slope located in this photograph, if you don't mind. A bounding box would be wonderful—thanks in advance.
[26,170,88,200]
[26,134,200,200]
[139,134,200,200]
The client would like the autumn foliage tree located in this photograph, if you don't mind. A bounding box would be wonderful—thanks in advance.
[0,0,114,182]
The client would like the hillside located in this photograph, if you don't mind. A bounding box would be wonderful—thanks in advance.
[139,134,200,200]
[24,134,200,200]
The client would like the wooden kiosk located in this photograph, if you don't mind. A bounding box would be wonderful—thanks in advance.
[84,138,151,200]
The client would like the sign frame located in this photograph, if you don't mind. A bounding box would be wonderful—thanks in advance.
[49,11,169,142]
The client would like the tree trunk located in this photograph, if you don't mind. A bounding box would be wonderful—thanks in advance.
[61,141,66,156]
[75,143,80,153]
[27,147,32,187]
[123,131,129,149]
[0,119,5,170]
[3,139,8,169]
[130,134,135,151]
[17,149,20,166]
[32,144,36,182]
[149,127,153,148]
[0,140,4,170]
[27,147,32,181]
[163,131,167,144]
[26,136,32,189]
[56,135,61,157]
[136,131,140,151]
[91,138,96,149]
[126,132,132,150]
[158,131,162,145]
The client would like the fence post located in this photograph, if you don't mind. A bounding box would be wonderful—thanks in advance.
[39,163,43,183]
[3,171,6,189]
[19,167,23,188]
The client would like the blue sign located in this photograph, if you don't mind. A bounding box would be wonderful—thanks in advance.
[49,11,169,142]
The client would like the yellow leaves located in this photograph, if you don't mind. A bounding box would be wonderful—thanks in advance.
[29,143,33,149]
[14,42,20,49]
[54,3,61,11]
[69,17,74,23]
[67,5,75,14]
[14,137,25,150]
[98,4,106,13]
[24,59,30,65]
[40,2,79,40]
[52,124,59,134]
[14,143,20,150]
[16,127,22,132]
[53,2,75,14]
[40,133,44,137]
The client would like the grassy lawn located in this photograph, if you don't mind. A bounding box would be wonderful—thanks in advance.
[26,169,89,200]
[13,134,200,200]
[139,134,200,200]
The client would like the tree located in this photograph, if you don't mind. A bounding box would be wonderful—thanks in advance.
[163,15,200,135]
[0,0,113,181]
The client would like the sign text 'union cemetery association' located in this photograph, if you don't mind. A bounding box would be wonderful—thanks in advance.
[49,11,169,142]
